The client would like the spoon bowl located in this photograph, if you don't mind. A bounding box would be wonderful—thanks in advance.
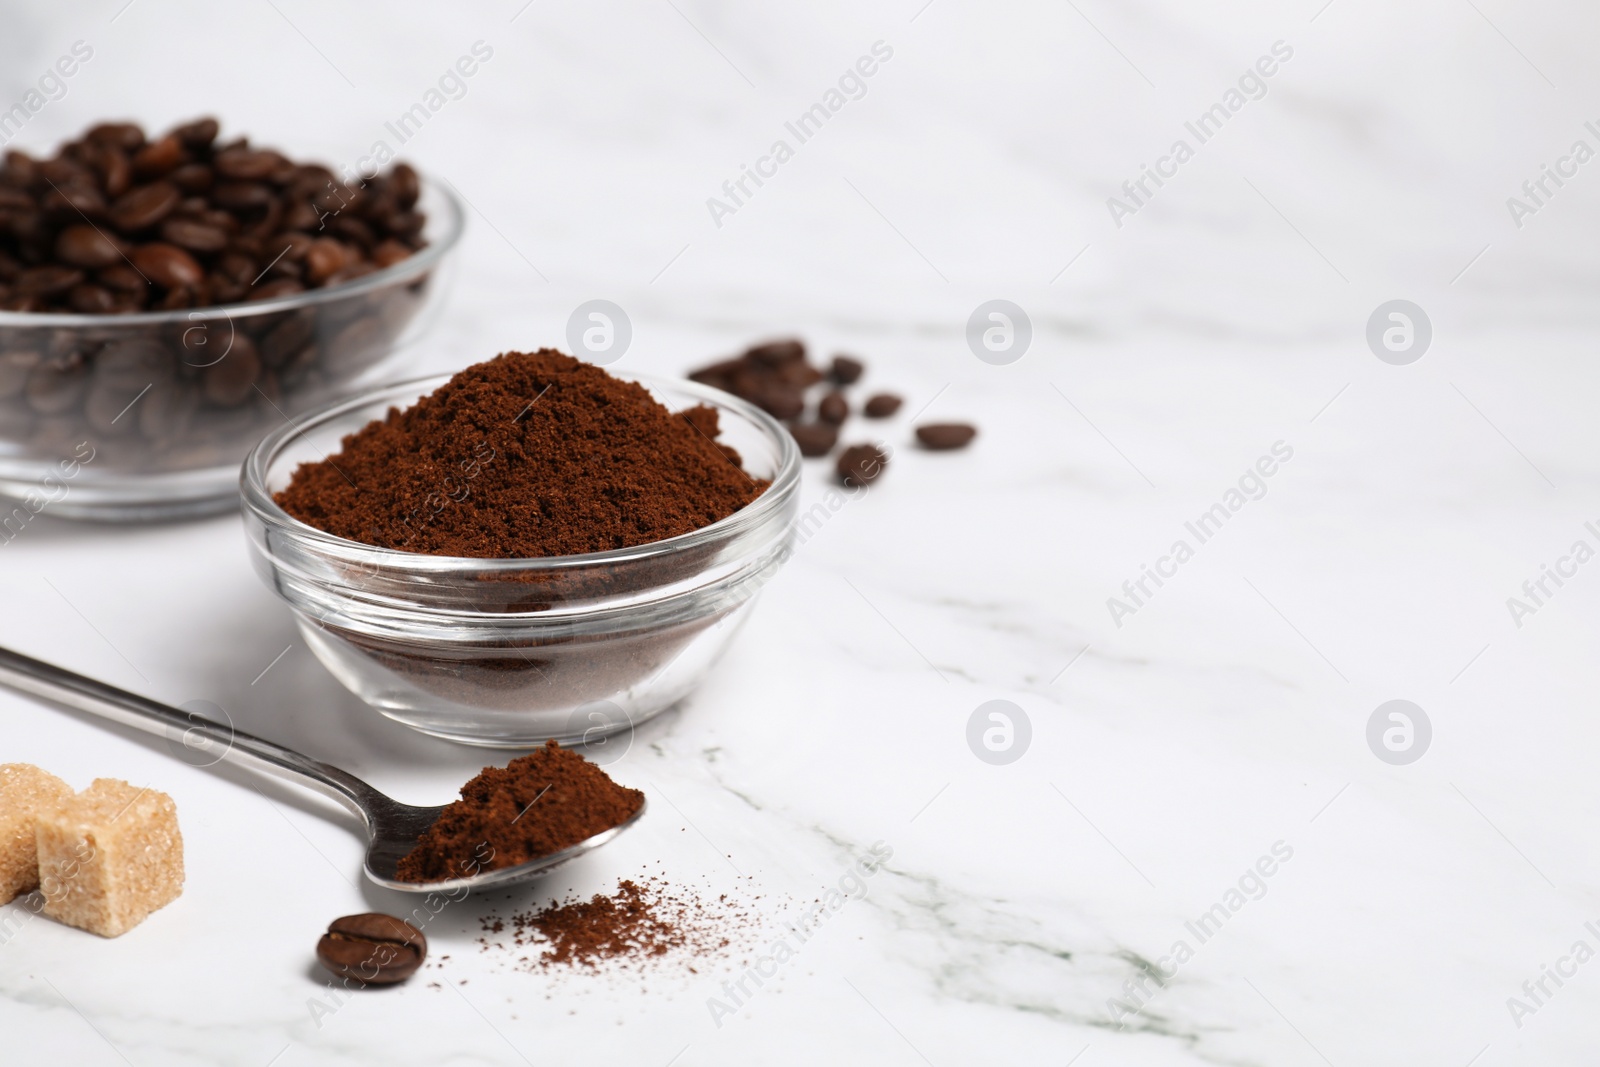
[360,793,647,893]
[0,644,643,894]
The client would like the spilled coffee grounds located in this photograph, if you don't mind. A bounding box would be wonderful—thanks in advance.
[478,874,763,971]
[275,349,767,558]
[395,741,643,883]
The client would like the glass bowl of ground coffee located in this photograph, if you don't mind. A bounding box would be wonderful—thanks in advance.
[241,354,800,747]
[0,118,463,521]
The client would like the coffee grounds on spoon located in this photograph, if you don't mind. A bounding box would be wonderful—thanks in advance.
[274,348,767,558]
[395,741,643,883]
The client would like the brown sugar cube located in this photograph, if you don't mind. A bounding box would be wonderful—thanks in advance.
[37,779,184,938]
[0,764,74,904]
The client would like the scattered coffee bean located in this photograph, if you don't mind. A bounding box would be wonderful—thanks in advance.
[837,443,888,487]
[316,913,427,986]
[828,354,864,385]
[789,422,838,458]
[863,393,902,418]
[916,422,977,450]
[818,390,848,425]
[686,338,823,426]
[755,385,804,421]
[745,339,806,366]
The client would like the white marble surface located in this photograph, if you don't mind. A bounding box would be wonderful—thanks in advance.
[4,1,1600,1063]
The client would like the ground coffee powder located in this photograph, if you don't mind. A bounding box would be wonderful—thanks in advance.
[395,741,644,883]
[275,349,767,558]
[478,874,762,972]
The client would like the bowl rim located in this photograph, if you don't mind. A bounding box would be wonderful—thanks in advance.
[240,368,802,572]
[0,169,464,328]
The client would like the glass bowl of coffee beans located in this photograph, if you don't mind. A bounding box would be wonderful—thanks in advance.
[241,371,800,748]
[0,118,463,520]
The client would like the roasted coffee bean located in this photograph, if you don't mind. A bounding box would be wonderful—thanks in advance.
[863,393,902,418]
[37,158,92,185]
[789,421,838,458]
[138,380,196,442]
[215,251,256,285]
[25,356,88,414]
[15,265,85,296]
[390,163,420,209]
[1,150,36,186]
[171,117,219,148]
[371,238,412,269]
[41,184,105,218]
[160,217,229,253]
[201,336,262,406]
[262,254,301,281]
[325,261,377,287]
[328,215,375,248]
[746,338,805,366]
[131,135,185,178]
[775,359,824,388]
[167,162,214,194]
[208,275,249,304]
[836,443,888,487]
[829,354,864,385]
[259,311,315,366]
[213,147,281,181]
[55,224,124,268]
[68,283,115,314]
[755,385,804,421]
[281,199,321,231]
[818,391,848,425]
[107,180,180,231]
[915,422,977,450]
[303,238,352,284]
[228,232,266,259]
[96,147,132,199]
[86,123,145,151]
[388,210,425,238]
[131,243,204,290]
[687,358,743,390]
[316,913,426,986]
[96,338,172,389]
[98,264,145,292]
[211,181,274,212]
[0,349,40,399]
[249,278,305,301]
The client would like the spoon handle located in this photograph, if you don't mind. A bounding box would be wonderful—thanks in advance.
[0,644,382,820]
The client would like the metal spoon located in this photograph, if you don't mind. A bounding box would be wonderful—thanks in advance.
[0,645,644,894]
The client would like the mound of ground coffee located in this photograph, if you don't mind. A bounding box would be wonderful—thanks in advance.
[275,349,767,558]
[395,741,643,883]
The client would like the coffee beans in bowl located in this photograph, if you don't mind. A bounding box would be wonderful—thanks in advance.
[0,117,462,520]
[242,351,800,745]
